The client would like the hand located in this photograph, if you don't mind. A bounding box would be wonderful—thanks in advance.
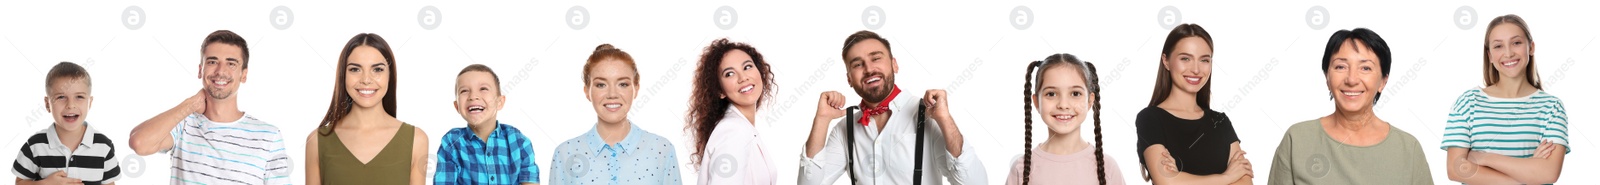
[1225,150,1253,179]
[815,91,847,121]
[1531,140,1557,159]
[922,89,952,121]
[187,89,209,115]
[39,171,83,185]
[1158,151,1178,178]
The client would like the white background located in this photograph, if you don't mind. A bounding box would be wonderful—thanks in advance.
[1,0,1594,184]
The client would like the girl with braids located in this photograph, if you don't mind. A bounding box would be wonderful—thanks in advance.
[1005,53,1126,185]
[686,38,778,184]
[1134,23,1253,185]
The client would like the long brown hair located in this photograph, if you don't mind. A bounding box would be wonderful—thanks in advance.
[1024,53,1106,185]
[686,38,776,168]
[317,33,397,136]
[1483,14,1542,89]
[1147,23,1214,108]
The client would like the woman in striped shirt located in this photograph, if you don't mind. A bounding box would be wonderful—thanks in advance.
[1443,14,1569,185]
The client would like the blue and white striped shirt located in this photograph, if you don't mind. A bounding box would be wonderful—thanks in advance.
[1442,88,1570,157]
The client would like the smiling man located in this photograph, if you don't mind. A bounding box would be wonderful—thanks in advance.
[129,30,291,185]
[800,30,988,185]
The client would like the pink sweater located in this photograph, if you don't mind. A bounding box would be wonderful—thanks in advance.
[1005,147,1127,185]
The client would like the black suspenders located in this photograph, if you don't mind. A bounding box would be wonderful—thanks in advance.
[843,100,928,185]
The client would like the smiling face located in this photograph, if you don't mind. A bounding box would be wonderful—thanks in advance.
[1162,36,1212,94]
[200,43,248,100]
[1325,39,1387,113]
[585,59,638,124]
[344,46,391,109]
[844,39,898,103]
[46,78,92,129]
[718,49,765,109]
[1034,65,1092,136]
[455,71,503,126]
[1487,23,1533,80]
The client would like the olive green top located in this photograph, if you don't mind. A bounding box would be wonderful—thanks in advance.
[318,123,415,185]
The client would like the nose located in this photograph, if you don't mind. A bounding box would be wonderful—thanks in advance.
[1342,69,1360,87]
[604,84,619,99]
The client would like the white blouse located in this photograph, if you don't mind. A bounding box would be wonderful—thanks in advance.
[697,105,776,185]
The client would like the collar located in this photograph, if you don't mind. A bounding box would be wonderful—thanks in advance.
[458,121,505,142]
[45,122,97,149]
[858,86,903,126]
[585,121,641,155]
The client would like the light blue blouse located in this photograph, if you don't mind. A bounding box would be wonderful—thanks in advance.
[550,122,683,185]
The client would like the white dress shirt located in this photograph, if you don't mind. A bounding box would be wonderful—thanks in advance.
[799,93,988,185]
[698,105,777,185]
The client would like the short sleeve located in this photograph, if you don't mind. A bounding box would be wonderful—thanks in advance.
[262,126,291,185]
[1545,98,1569,153]
[1267,128,1295,185]
[1216,112,1241,143]
[1441,90,1477,150]
[101,138,122,183]
[13,141,41,180]
[1134,108,1166,168]
[165,114,204,154]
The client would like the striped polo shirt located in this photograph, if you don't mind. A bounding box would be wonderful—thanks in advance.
[1442,88,1570,157]
[163,113,291,185]
[11,123,121,185]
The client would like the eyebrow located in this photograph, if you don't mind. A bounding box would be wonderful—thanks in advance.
[346,63,388,68]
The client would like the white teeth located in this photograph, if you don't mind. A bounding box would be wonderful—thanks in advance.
[1054,115,1070,120]
[604,104,622,109]
[213,80,228,85]
[865,77,881,84]
[358,90,376,95]
[1185,77,1201,81]
[739,85,753,93]
[1342,91,1362,96]
[468,106,485,112]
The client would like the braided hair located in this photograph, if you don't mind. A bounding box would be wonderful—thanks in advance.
[1023,53,1105,185]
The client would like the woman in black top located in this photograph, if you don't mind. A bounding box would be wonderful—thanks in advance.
[1135,23,1254,185]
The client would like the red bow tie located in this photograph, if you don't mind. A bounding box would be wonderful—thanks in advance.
[858,86,902,126]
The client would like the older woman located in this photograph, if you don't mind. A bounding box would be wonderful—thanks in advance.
[1266,28,1432,184]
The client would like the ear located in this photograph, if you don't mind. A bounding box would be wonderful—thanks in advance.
[453,100,461,112]
[43,96,51,113]
[240,69,249,83]
[583,82,593,102]
[890,57,899,74]
[1160,54,1170,68]
[197,63,204,79]
[495,95,507,110]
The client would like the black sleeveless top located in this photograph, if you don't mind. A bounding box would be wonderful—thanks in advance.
[1134,106,1239,175]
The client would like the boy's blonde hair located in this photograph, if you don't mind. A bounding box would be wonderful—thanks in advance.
[45,61,91,93]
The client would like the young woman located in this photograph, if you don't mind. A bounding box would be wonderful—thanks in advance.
[1443,14,1568,185]
[549,44,683,185]
[1266,28,1432,184]
[685,38,778,185]
[305,33,430,185]
[1007,54,1126,185]
[1134,23,1252,185]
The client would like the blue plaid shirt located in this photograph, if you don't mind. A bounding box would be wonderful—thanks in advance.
[434,122,539,185]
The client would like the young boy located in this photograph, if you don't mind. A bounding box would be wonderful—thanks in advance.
[435,64,539,185]
[14,62,121,185]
